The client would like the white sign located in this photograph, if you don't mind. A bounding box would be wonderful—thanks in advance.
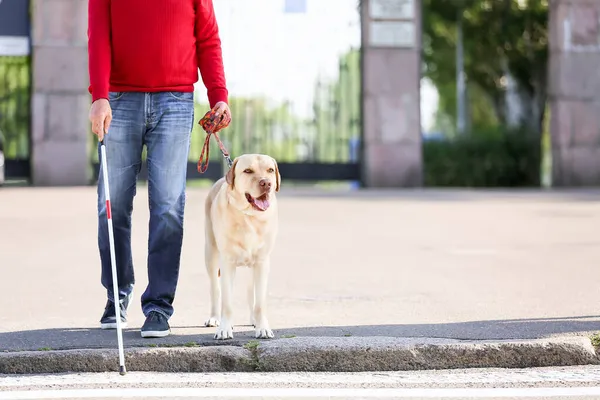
[369,21,416,48]
[370,0,414,20]
[0,36,29,56]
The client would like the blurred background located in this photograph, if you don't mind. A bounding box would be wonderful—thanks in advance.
[0,0,577,190]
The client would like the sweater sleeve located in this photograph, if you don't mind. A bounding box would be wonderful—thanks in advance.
[87,0,111,102]
[195,0,229,108]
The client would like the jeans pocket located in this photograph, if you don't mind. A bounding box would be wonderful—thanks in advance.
[108,91,125,101]
[168,91,194,102]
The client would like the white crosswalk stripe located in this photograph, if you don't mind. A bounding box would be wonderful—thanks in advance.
[3,387,600,399]
[3,366,600,399]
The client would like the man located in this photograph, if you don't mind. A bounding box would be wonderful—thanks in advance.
[87,0,231,338]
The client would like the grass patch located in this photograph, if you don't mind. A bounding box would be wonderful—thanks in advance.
[280,334,296,339]
[243,340,260,351]
[590,333,600,349]
[144,342,200,349]
[37,347,52,351]
[241,340,261,371]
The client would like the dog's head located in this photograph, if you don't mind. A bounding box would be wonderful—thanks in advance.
[226,154,281,212]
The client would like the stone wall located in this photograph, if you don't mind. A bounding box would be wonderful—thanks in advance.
[31,0,90,186]
[549,0,600,186]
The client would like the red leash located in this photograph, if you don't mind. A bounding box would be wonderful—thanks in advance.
[197,107,233,173]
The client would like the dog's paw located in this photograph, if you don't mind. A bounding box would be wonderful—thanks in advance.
[204,317,220,327]
[214,325,234,340]
[255,327,274,339]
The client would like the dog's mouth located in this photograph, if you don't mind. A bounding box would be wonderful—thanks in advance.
[245,192,270,211]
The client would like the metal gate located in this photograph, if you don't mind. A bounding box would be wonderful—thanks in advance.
[188,0,363,182]
[0,0,32,182]
[0,56,30,180]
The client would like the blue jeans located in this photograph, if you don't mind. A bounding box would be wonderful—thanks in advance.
[97,91,194,319]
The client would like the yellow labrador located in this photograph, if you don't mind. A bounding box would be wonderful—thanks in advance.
[204,154,280,340]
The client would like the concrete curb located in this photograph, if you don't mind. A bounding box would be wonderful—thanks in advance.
[0,346,254,374]
[257,336,600,372]
[0,336,597,374]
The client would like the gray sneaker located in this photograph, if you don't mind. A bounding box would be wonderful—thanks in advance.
[100,292,132,329]
[140,311,171,338]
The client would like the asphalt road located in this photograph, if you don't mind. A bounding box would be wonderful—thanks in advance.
[1,187,600,351]
[3,366,600,399]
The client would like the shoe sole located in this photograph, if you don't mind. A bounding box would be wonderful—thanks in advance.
[100,322,128,330]
[140,330,170,338]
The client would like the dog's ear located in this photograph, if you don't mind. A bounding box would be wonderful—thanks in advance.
[273,158,281,192]
[226,158,238,188]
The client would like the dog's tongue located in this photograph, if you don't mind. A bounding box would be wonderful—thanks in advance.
[253,196,270,211]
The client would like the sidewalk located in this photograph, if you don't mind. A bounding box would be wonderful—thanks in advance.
[1,187,600,373]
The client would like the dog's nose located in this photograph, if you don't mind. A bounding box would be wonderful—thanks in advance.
[259,179,272,189]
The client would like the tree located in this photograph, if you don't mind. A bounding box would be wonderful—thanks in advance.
[422,0,548,136]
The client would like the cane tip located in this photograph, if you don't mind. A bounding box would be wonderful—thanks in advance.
[119,366,127,376]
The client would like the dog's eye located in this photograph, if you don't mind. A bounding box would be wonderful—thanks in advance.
[267,168,275,173]
[243,169,253,174]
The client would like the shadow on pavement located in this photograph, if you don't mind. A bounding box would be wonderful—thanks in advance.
[2,315,600,352]
[273,315,600,341]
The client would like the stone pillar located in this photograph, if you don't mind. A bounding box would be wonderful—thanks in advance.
[549,0,600,186]
[31,0,90,186]
[360,0,422,187]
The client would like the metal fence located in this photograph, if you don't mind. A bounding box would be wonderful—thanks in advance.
[188,0,363,182]
[0,56,31,179]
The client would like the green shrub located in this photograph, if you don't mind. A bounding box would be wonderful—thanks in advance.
[423,127,541,187]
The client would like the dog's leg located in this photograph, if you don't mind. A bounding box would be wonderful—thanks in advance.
[253,258,274,339]
[247,276,255,327]
[204,241,221,327]
[215,259,236,340]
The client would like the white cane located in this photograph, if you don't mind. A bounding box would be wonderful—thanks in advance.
[100,138,127,376]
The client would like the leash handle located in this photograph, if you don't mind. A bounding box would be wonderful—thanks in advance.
[197,108,233,173]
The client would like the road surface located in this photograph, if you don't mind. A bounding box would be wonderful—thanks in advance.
[1,187,600,350]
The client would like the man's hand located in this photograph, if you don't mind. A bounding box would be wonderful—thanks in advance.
[200,101,231,134]
[213,101,231,126]
[89,99,112,142]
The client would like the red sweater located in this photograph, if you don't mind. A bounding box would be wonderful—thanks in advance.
[87,0,228,107]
